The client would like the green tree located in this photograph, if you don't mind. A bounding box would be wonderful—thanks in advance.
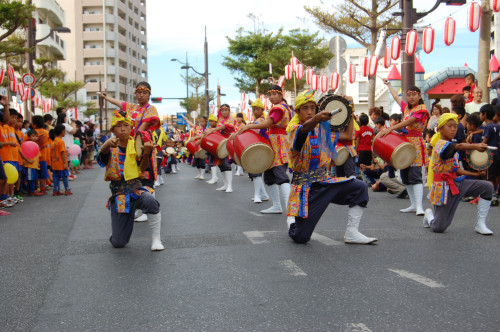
[179,73,215,117]
[223,25,332,96]
[305,0,400,107]
[0,0,33,44]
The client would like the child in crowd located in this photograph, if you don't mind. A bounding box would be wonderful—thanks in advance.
[480,105,500,206]
[84,130,95,169]
[98,111,164,251]
[51,124,71,196]
[32,115,49,195]
[24,130,40,197]
[355,113,374,167]
[374,117,385,133]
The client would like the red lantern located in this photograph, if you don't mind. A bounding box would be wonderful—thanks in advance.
[35,97,40,107]
[240,93,246,111]
[383,47,392,68]
[23,85,30,101]
[306,68,314,85]
[7,65,14,81]
[0,68,4,85]
[391,37,401,60]
[443,17,456,46]
[349,64,356,84]
[49,98,53,110]
[422,27,435,54]
[284,64,293,80]
[311,74,319,91]
[10,78,16,93]
[490,55,500,72]
[277,75,285,88]
[405,30,418,56]
[17,83,24,100]
[361,57,368,77]
[320,74,329,93]
[368,56,378,77]
[330,72,340,91]
[468,2,481,32]
[493,0,500,12]
[296,63,304,80]
[290,57,298,71]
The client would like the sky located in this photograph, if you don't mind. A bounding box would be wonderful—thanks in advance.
[146,0,480,116]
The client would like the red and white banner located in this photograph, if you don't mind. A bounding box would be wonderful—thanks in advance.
[383,47,392,68]
[240,93,246,111]
[349,64,356,84]
[277,75,285,88]
[493,0,500,12]
[7,65,15,81]
[306,68,314,85]
[468,2,481,32]
[73,108,78,119]
[368,55,378,77]
[23,85,30,101]
[444,17,456,46]
[330,72,340,91]
[361,57,368,77]
[35,97,40,107]
[17,83,24,100]
[296,63,304,80]
[10,78,17,93]
[310,74,318,91]
[49,98,53,110]
[391,37,401,60]
[290,57,298,72]
[422,27,435,54]
[320,74,328,93]
[405,30,418,56]
[284,64,293,80]
[0,68,4,85]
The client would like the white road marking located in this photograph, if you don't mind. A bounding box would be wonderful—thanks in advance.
[345,323,373,332]
[280,260,307,276]
[248,211,263,217]
[311,232,342,246]
[243,231,270,244]
[388,269,445,288]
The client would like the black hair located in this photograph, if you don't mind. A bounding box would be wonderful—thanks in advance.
[464,73,475,81]
[44,114,54,122]
[31,115,44,129]
[201,116,207,120]
[359,113,369,126]
[136,81,151,92]
[26,129,37,137]
[374,117,385,126]
[48,129,56,140]
[17,112,23,119]
[462,86,471,92]
[267,84,288,104]
[55,107,65,115]
[466,113,481,128]
[75,120,83,126]
[390,113,402,122]
[86,130,94,137]
[220,103,230,109]
[451,106,466,120]
[406,85,424,107]
[56,112,67,125]
[54,124,66,136]
[22,120,30,128]
[382,112,390,121]
[236,112,244,118]
[479,104,495,120]
[425,129,435,138]
[494,105,500,117]
[9,108,19,117]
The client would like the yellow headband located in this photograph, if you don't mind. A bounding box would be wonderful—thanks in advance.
[251,99,264,109]
[111,110,133,129]
[268,89,283,95]
[135,86,151,93]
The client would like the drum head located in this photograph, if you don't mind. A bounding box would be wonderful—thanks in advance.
[240,143,274,174]
[467,150,493,171]
[166,147,175,154]
[135,135,143,158]
[195,149,208,159]
[216,138,229,159]
[334,146,349,166]
[391,143,417,170]
[317,94,351,131]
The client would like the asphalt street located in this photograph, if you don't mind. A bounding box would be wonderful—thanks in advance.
[1,163,499,331]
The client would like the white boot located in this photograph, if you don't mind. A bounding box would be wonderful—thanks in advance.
[260,184,282,214]
[344,206,378,244]
[216,171,229,191]
[225,171,233,193]
[260,182,269,201]
[400,184,416,213]
[414,183,425,216]
[423,208,434,228]
[475,198,493,235]
[194,169,201,179]
[280,182,291,208]
[207,166,219,184]
[172,164,177,173]
[147,213,164,251]
[286,216,295,230]
[134,210,148,222]
[198,168,205,180]
[158,175,164,185]
[253,177,264,203]
[235,166,244,176]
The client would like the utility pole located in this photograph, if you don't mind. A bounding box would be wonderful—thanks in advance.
[204,26,209,117]
[478,0,492,102]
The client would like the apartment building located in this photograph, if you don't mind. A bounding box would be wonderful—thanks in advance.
[34,0,67,64]
[60,0,148,127]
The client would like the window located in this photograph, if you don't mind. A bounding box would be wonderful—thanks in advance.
[359,82,368,100]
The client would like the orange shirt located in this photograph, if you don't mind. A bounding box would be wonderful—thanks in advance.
[15,130,26,165]
[35,128,49,162]
[6,125,18,163]
[51,137,67,171]
[0,125,13,162]
[24,154,39,170]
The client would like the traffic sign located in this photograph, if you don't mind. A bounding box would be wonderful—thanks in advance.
[329,36,347,55]
[328,57,347,74]
[22,73,36,86]
[176,112,187,125]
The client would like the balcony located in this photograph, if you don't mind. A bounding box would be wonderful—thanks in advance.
[83,48,104,58]
[34,0,65,26]
[83,31,104,41]
[36,23,66,60]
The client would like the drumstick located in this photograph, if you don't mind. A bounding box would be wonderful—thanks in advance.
[329,108,342,116]
[486,146,498,150]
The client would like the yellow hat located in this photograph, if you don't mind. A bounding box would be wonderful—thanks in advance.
[295,90,315,110]
[111,110,133,129]
[251,99,264,109]
[208,114,217,122]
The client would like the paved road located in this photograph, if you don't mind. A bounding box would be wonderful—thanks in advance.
[1,163,499,331]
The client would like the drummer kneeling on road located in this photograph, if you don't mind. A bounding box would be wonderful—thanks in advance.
[286,90,378,245]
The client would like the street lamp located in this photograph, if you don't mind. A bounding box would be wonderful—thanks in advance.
[171,52,189,99]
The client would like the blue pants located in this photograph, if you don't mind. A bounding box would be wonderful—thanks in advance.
[289,179,369,244]
[109,192,160,248]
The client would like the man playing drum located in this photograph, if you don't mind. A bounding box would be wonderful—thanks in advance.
[285,90,377,245]
[183,115,208,180]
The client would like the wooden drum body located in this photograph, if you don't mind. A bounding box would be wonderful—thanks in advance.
[201,132,229,159]
[373,132,416,169]
[226,139,240,165]
[333,145,349,166]
[234,131,274,174]
[186,140,198,156]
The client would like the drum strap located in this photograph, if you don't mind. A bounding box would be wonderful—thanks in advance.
[291,168,328,186]
[404,130,422,137]
[433,173,459,196]
[269,127,287,135]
